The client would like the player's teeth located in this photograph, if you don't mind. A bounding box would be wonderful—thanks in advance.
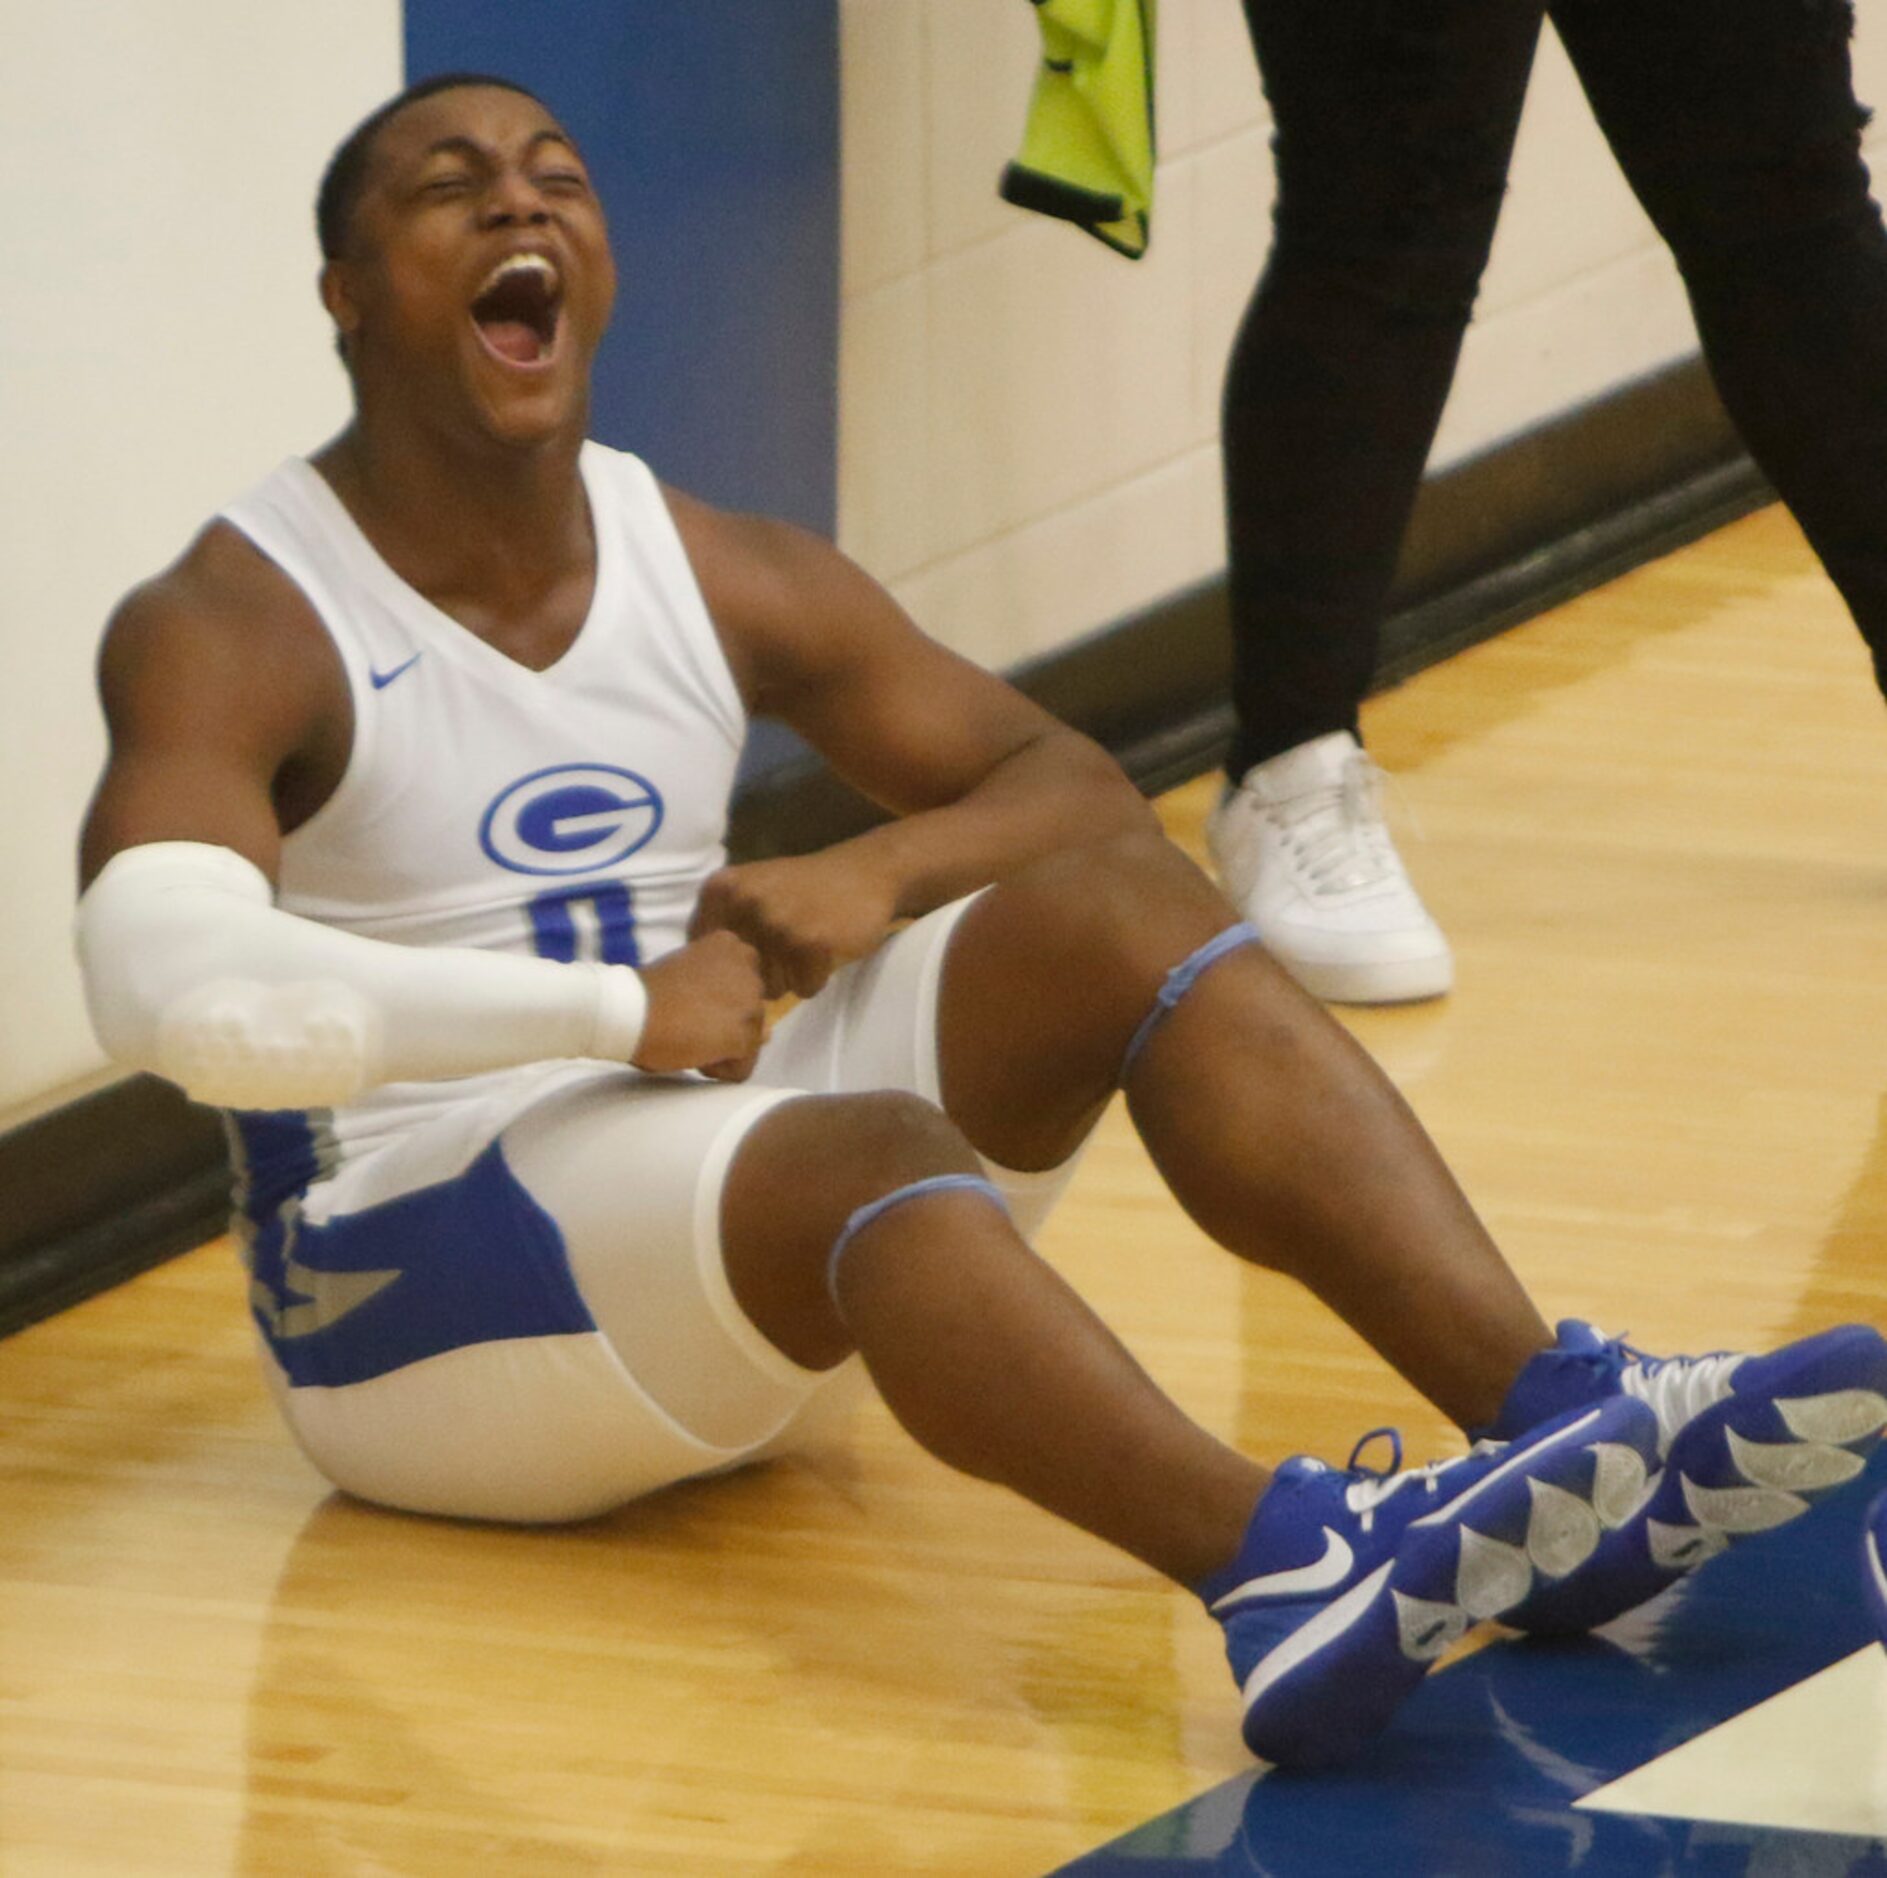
[483,254,558,292]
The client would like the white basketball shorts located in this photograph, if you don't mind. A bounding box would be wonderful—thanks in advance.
[237,894,1088,1523]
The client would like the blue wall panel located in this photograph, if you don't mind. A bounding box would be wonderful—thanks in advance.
[404,1,839,538]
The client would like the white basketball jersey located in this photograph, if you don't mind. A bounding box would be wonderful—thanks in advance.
[219,443,745,1162]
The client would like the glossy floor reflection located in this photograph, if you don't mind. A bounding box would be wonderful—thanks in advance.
[1059,1453,1887,1875]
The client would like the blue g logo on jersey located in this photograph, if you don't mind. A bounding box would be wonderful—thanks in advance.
[479,764,665,876]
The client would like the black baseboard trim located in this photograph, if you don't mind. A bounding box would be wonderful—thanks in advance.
[0,1074,228,1338]
[1,352,1770,1337]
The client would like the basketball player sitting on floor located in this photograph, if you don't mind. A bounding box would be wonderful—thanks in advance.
[73,76,1887,1770]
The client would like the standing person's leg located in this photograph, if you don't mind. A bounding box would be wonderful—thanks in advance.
[1212,0,1546,1006]
[1555,0,1887,698]
[1224,0,1544,772]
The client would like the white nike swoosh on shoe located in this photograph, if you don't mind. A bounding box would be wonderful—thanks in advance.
[1241,1561,1395,1710]
[1212,1527,1356,1612]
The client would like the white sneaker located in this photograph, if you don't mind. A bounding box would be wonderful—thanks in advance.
[1206,732,1453,1005]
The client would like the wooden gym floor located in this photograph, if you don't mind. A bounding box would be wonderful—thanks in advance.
[2,504,1885,1873]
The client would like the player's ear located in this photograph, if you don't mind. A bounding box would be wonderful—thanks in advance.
[320,260,363,353]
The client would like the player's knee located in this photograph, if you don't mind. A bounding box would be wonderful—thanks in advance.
[1003,829,1208,960]
[723,1090,985,1364]
[815,1090,981,1197]
[1017,826,1179,895]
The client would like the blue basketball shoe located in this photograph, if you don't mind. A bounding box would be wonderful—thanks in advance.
[1202,1394,1659,1768]
[1864,1489,1887,1657]
[1480,1321,1887,1636]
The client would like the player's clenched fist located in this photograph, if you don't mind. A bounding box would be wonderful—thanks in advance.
[688,852,901,1000]
[631,930,767,1081]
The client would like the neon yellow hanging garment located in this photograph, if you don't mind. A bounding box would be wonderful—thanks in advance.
[1000,0,1157,259]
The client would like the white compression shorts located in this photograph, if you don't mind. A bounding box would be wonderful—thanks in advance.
[247,893,1088,1524]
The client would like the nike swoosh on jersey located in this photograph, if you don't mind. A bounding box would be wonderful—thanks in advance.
[1211,1526,1356,1611]
[369,652,423,690]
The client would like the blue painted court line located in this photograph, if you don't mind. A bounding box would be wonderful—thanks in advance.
[1056,1449,1887,1876]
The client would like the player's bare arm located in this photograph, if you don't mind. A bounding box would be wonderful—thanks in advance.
[668,487,1161,996]
[79,523,342,891]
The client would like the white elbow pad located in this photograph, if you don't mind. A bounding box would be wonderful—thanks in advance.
[154,976,384,1110]
[76,842,646,1109]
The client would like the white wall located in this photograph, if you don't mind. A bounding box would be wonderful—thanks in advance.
[837,0,1887,671]
[0,0,402,1113]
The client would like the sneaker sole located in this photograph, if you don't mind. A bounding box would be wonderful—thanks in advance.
[1509,1324,1887,1636]
[1276,948,1454,1007]
[1239,1396,1657,1767]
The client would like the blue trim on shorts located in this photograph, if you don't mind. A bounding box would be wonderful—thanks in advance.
[229,1108,324,1224]
[249,1141,597,1390]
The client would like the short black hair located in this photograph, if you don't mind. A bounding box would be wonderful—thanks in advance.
[315,71,550,261]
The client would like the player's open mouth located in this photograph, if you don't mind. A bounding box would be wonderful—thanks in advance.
[469,252,564,369]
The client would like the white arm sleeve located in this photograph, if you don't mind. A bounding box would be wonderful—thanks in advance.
[74,841,647,1109]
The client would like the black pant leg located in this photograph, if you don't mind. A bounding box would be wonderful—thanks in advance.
[1555,0,1887,700]
[1224,0,1545,778]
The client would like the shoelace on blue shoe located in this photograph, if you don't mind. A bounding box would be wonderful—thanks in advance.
[1341,1427,1500,1530]
[1555,1328,1662,1394]
[1345,1426,1405,1478]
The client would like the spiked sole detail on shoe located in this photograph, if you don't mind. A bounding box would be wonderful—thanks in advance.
[1507,1330,1887,1637]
